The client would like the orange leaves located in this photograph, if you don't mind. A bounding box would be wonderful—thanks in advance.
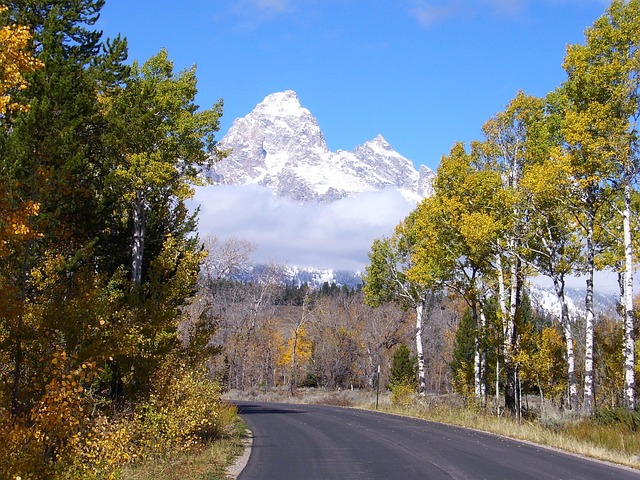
[277,324,313,369]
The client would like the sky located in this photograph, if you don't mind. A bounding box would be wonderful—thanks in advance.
[96,0,621,290]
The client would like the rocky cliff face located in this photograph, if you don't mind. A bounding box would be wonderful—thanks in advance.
[206,90,434,203]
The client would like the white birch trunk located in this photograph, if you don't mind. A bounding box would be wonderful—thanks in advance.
[132,193,146,286]
[416,297,426,396]
[508,246,518,344]
[495,356,500,415]
[623,182,635,410]
[583,209,595,412]
[552,276,578,411]
[496,254,508,322]
[474,307,487,402]
[474,335,481,398]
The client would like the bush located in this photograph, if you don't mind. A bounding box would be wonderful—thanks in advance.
[391,382,416,407]
[0,354,236,479]
[132,360,231,463]
[595,408,640,432]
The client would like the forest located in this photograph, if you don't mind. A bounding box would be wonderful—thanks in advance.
[0,0,232,477]
[0,0,639,478]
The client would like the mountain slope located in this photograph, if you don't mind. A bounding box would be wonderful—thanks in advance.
[207,90,434,203]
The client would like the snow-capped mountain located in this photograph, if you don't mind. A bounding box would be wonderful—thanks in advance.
[206,90,434,203]
[232,264,363,290]
[528,284,618,320]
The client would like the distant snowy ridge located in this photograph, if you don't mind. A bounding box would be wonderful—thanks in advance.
[528,284,618,320]
[235,264,363,289]
[206,90,434,203]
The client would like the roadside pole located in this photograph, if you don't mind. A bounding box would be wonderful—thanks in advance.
[376,365,380,410]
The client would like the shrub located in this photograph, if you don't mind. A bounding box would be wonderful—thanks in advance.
[133,360,230,463]
[0,352,236,479]
[595,408,640,432]
[391,382,416,407]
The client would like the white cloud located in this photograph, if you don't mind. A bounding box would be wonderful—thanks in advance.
[484,0,528,16]
[409,0,466,25]
[408,0,606,25]
[189,184,415,271]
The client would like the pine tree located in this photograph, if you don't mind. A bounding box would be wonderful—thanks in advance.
[389,343,417,388]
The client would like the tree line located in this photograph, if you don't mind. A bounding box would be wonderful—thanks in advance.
[364,0,640,415]
[0,1,229,476]
[195,236,425,393]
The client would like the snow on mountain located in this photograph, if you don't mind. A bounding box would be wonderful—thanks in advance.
[528,284,618,320]
[206,90,434,203]
[281,266,362,289]
[233,264,363,290]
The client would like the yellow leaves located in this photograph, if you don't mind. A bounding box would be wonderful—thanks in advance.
[0,6,43,116]
[516,325,566,403]
[459,211,499,257]
[131,360,229,462]
[0,199,41,258]
[520,154,572,209]
[277,324,313,369]
[0,352,232,478]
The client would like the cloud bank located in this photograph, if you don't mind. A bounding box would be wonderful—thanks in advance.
[190,185,416,271]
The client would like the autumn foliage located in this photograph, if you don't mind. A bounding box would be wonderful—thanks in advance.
[0,1,231,478]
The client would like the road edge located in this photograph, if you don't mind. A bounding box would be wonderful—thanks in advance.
[225,429,253,479]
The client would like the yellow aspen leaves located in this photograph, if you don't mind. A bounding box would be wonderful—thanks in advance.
[0,6,43,116]
[0,9,42,257]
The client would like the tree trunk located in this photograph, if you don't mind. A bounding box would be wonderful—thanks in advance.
[289,327,298,395]
[132,193,146,285]
[505,256,519,415]
[495,356,500,415]
[552,276,579,411]
[416,297,426,396]
[495,253,514,414]
[623,182,635,410]
[583,208,595,412]
[473,302,487,403]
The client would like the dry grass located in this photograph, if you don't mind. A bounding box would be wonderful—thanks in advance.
[223,386,377,406]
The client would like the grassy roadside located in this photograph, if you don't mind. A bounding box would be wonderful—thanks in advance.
[124,386,639,478]
[121,411,249,480]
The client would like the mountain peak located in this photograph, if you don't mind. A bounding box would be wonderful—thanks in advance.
[256,90,306,118]
[361,134,394,153]
[371,134,389,146]
[207,92,435,203]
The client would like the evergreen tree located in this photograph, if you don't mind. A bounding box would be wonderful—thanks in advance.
[389,343,417,388]
[450,309,476,396]
[0,0,128,415]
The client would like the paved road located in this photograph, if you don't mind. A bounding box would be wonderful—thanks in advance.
[236,401,640,480]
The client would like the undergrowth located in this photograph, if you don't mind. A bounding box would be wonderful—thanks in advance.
[123,413,247,480]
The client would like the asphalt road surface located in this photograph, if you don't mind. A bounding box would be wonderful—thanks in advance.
[235,401,640,480]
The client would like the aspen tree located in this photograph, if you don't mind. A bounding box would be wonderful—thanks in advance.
[563,0,640,411]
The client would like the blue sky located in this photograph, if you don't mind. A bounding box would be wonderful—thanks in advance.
[98,0,610,171]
